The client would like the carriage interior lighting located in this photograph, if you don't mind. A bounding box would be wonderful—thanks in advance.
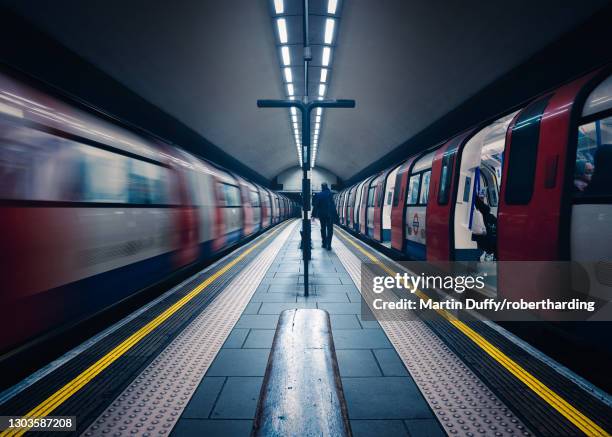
[324,19,335,44]
[277,18,288,43]
[292,115,298,123]
[284,67,293,82]
[318,84,326,96]
[328,0,338,14]
[281,46,291,66]
[274,0,284,14]
[287,83,294,95]
[322,47,331,66]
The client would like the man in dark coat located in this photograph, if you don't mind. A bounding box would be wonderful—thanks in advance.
[312,183,337,250]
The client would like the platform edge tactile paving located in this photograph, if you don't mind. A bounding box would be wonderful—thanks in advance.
[333,230,533,437]
[81,221,297,437]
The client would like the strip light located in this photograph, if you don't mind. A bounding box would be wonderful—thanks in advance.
[322,47,331,66]
[274,0,284,14]
[281,46,291,66]
[324,19,335,44]
[277,18,288,43]
[328,0,338,14]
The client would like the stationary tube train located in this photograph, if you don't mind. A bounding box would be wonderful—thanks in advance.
[0,68,298,353]
[336,66,612,310]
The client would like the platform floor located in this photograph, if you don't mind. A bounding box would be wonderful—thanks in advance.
[172,221,443,437]
[2,219,610,437]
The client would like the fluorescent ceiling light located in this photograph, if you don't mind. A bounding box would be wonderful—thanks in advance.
[293,122,298,129]
[274,0,284,14]
[316,107,322,116]
[284,67,293,83]
[292,115,298,123]
[328,0,338,14]
[281,46,291,65]
[316,115,321,123]
[322,47,331,66]
[289,96,296,100]
[318,84,326,96]
[315,122,320,129]
[324,19,335,44]
[287,83,294,95]
[320,68,328,83]
[290,107,296,115]
[277,18,288,43]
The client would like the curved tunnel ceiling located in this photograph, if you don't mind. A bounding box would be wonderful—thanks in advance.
[2,0,608,180]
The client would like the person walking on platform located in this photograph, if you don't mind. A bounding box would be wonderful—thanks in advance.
[312,183,337,250]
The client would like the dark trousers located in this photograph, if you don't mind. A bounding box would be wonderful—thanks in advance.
[320,217,334,247]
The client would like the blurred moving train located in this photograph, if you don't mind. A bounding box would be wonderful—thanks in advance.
[0,68,297,353]
[336,66,612,310]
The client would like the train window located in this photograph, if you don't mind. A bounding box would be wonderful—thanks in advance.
[407,174,421,205]
[438,152,454,205]
[367,185,376,207]
[392,177,402,206]
[574,115,612,199]
[419,170,431,205]
[250,190,260,207]
[387,191,393,205]
[221,183,241,207]
[127,158,169,205]
[83,148,128,203]
[505,96,550,205]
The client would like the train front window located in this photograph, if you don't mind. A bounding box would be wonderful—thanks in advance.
[574,115,612,200]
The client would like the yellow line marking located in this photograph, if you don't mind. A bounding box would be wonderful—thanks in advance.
[336,228,610,437]
[1,221,293,437]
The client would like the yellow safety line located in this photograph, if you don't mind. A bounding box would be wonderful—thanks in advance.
[336,228,610,437]
[1,221,293,437]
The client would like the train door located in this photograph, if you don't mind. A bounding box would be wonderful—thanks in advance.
[404,152,434,260]
[353,180,367,232]
[390,158,415,252]
[426,133,470,261]
[348,185,358,229]
[373,170,390,242]
[345,186,356,228]
[250,184,262,233]
[359,176,375,234]
[453,111,517,284]
[381,165,400,245]
[454,112,517,260]
[366,174,382,237]
[570,73,612,302]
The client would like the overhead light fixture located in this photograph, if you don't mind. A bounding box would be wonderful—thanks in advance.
[292,115,298,123]
[328,0,338,14]
[315,115,321,123]
[284,67,293,82]
[293,122,298,130]
[277,18,288,43]
[324,19,335,44]
[290,107,296,115]
[316,107,322,116]
[322,46,331,66]
[318,84,326,96]
[287,83,294,95]
[315,122,320,129]
[289,96,296,100]
[281,46,290,66]
[320,68,328,83]
[274,0,284,14]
